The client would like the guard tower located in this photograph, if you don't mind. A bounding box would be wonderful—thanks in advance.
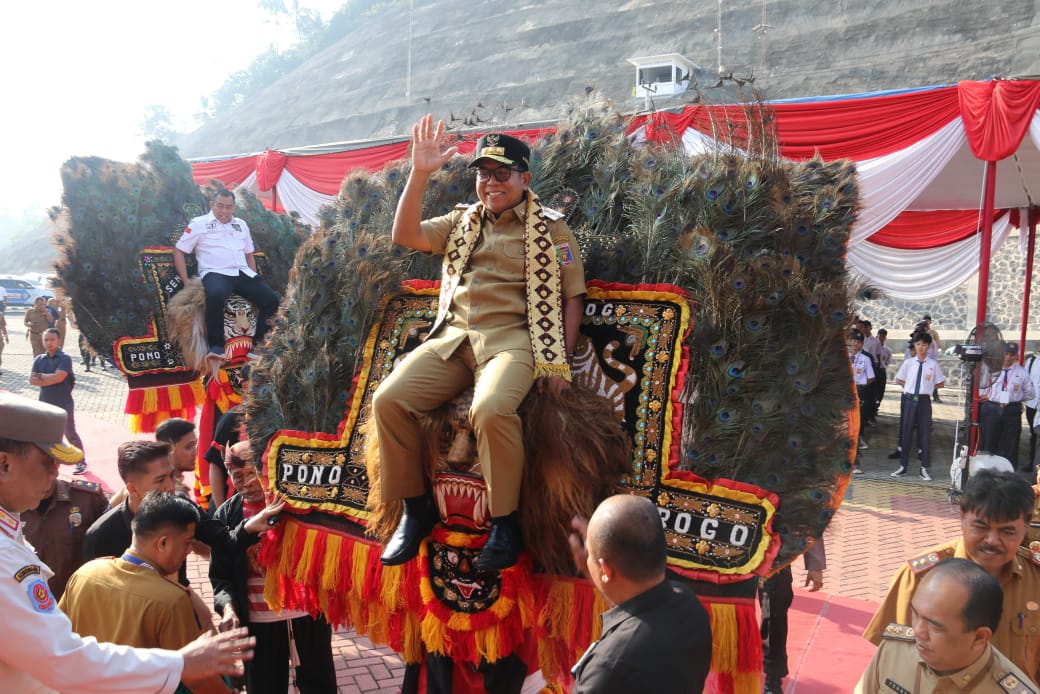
[627,53,699,109]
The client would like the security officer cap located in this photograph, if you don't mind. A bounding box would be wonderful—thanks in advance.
[0,393,83,464]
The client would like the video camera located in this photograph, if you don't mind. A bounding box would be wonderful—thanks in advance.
[954,343,983,362]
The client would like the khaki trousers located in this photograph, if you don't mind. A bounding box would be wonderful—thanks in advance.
[372,339,533,517]
[29,331,44,356]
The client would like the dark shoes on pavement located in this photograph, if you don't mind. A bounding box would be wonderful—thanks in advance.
[476,513,522,572]
[764,675,784,694]
[380,496,437,566]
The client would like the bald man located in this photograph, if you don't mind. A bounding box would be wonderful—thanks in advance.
[568,494,712,694]
[856,558,1036,692]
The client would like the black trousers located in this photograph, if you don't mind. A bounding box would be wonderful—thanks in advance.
[875,368,887,409]
[980,401,1024,468]
[899,394,932,470]
[1028,405,1037,469]
[759,566,794,679]
[245,616,337,694]
[856,385,870,432]
[202,271,280,350]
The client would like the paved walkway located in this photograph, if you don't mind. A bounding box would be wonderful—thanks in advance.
[4,309,1027,691]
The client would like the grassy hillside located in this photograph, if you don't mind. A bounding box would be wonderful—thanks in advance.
[0,213,58,275]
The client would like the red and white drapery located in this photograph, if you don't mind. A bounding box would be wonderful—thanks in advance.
[189,81,1040,301]
[190,128,554,228]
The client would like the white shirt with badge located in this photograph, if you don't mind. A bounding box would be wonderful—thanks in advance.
[0,504,183,693]
[174,211,257,279]
[895,357,945,396]
[981,363,1036,405]
[850,350,875,386]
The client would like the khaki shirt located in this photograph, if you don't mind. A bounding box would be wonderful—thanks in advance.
[21,479,108,600]
[1025,489,1040,551]
[864,539,1040,684]
[23,308,49,334]
[856,627,1036,693]
[420,198,586,365]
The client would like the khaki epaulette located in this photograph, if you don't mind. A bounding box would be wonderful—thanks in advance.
[543,206,564,221]
[71,479,103,494]
[997,671,1036,694]
[881,623,915,642]
[1021,544,1040,568]
[907,548,953,575]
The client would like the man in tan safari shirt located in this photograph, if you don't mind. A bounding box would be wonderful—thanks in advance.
[24,297,50,357]
[373,115,586,572]
[863,470,1040,685]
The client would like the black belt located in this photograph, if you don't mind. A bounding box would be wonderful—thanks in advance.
[990,401,1022,409]
[902,393,927,401]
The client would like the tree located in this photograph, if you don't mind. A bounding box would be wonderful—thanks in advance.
[140,104,179,142]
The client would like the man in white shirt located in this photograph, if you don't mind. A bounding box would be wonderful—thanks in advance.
[1024,352,1040,470]
[849,330,875,473]
[173,189,280,363]
[891,333,945,481]
[0,393,255,693]
[979,342,1036,470]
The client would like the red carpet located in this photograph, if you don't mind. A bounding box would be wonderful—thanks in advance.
[781,587,878,692]
[66,412,149,494]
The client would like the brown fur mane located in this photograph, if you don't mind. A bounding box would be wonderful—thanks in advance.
[165,279,208,371]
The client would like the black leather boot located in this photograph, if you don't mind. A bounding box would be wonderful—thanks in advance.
[476,513,522,572]
[380,495,436,566]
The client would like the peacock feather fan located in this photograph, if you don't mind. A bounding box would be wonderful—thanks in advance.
[245,98,860,572]
[54,142,305,362]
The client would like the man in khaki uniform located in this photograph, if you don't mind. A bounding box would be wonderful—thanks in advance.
[22,476,108,599]
[857,558,1035,693]
[1024,467,1040,551]
[23,297,50,356]
[864,470,1040,684]
[374,116,586,571]
[0,311,8,373]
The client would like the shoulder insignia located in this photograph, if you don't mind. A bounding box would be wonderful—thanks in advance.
[881,623,915,642]
[907,549,950,575]
[542,206,565,221]
[454,203,471,210]
[998,672,1036,694]
[14,564,41,583]
[71,479,102,494]
[883,678,912,694]
[556,242,575,266]
[27,578,56,613]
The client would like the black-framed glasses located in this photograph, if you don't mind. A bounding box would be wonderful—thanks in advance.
[475,167,518,182]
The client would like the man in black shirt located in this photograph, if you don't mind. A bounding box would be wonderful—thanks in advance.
[84,441,278,583]
[569,495,712,693]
